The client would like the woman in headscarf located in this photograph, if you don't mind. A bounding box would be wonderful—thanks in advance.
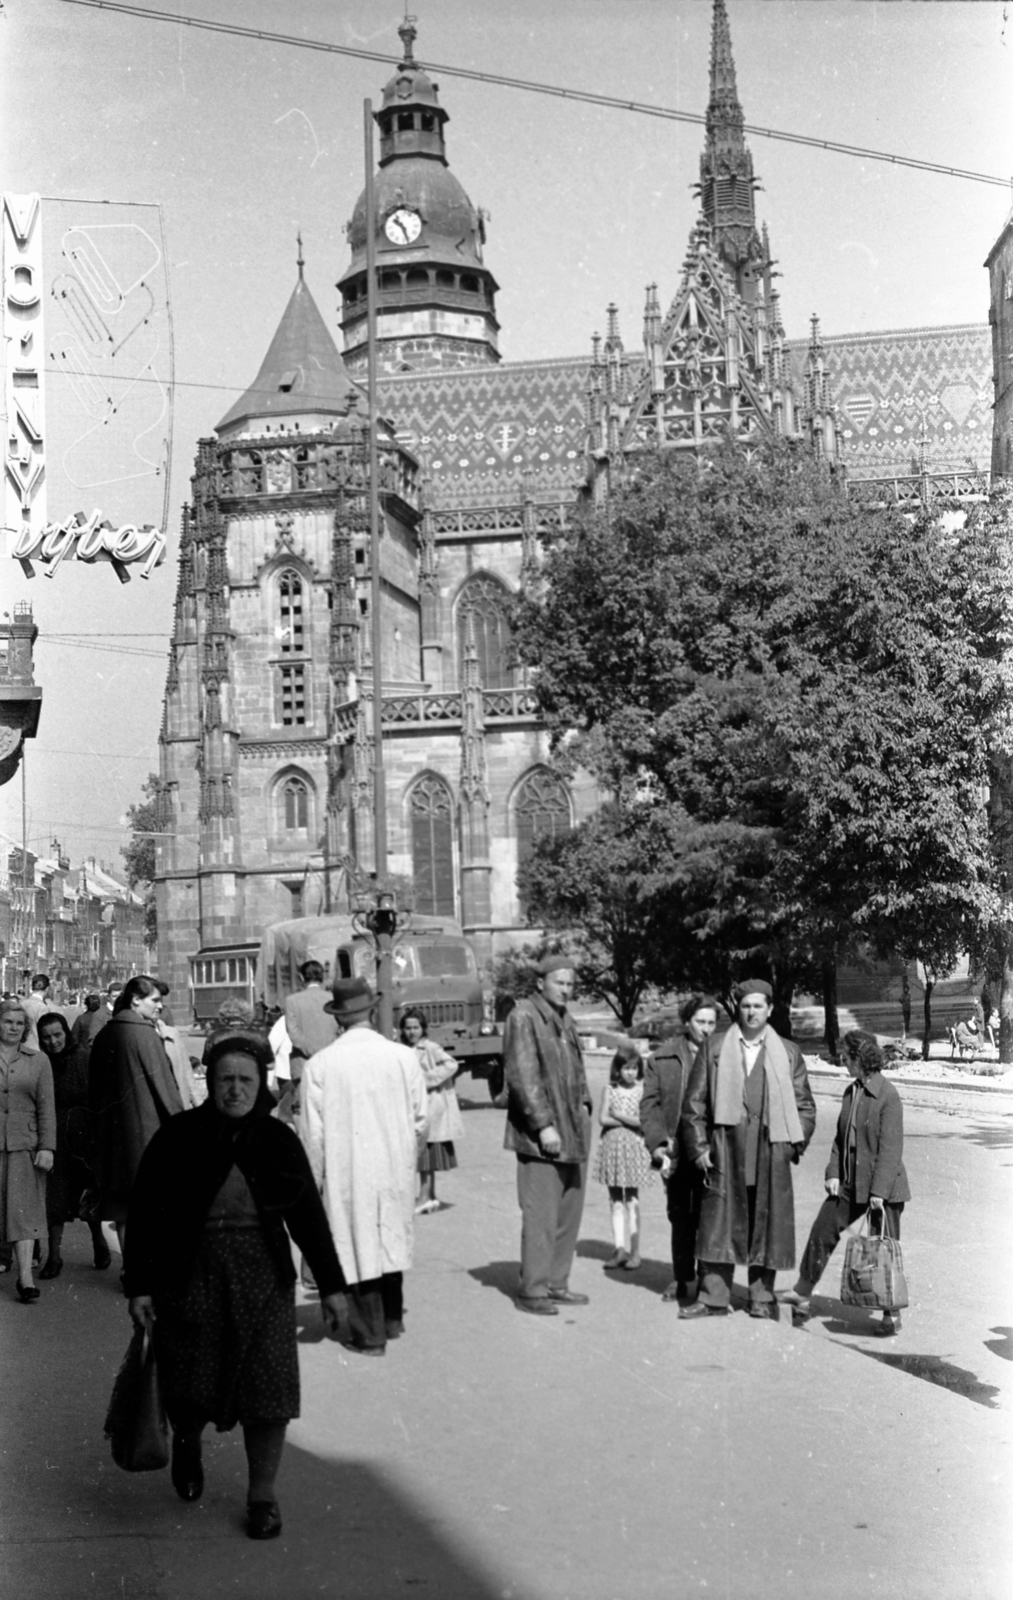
[0,997,55,1302]
[125,1032,345,1540]
[36,1011,111,1277]
[88,975,184,1254]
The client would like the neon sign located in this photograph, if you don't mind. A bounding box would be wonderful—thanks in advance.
[3,193,47,542]
[13,509,166,582]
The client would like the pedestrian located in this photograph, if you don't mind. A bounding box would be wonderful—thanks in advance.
[36,1011,111,1276]
[299,979,427,1356]
[152,981,200,1110]
[399,1007,463,1215]
[21,973,51,1052]
[680,979,816,1320]
[503,956,593,1316]
[69,991,107,1053]
[0,997,55,1302]
[593,1043,652,1271]
[284,960,338,1085]
[88,975,184,1259]
[125,1032,345,1539]
[640,994,721,1303]
[780,1029,910,1336]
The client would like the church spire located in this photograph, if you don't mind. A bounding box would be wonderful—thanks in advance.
[697,0,763,301]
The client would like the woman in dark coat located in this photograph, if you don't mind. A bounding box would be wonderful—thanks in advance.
[781,1029,910,1335]
[88,975,184,1251]
[125,1032,346,1541]
[36,1012,111,1277]
[0,997,56,1302]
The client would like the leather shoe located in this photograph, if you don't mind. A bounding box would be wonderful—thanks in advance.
[246,1500,282,1540]
[170,1435,204,1502]
[516,1296,559,1316]
[548,1288,589,1305]
[15,1280,40,1304]
[93,1243,112,1270]
[39,1257,63,1280]
[679,1300,726,1319]
[879,1312,902,1337]
[748,1302,778,1320]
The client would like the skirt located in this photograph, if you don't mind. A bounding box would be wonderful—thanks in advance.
[0,1149,47,1243]
[592,1127,654,1190]
[153,1226,299,1432]
[418,1140,457,1174]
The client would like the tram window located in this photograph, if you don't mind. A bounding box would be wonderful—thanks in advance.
[214,960,227,982]
[228,959,237,982]
[237,957,247,981]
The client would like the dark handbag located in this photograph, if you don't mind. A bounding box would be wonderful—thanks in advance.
[103,1325,169,1472]
[839,1211,909,1311]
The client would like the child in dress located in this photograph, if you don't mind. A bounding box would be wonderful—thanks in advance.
[593,1043,652,1270]
[400,1007,463,1214]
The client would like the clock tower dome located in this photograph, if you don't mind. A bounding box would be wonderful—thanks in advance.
[338,19,500,375]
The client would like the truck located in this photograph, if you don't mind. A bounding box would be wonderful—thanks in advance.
[253,912,504,1098]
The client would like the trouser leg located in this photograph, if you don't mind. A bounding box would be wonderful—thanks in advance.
[668,1164,701,1284]
[699,1262,733,1308]
[516,1157,560,1300]
[345,1278,386,1348]
[548,1161,587,1294]
[796,1195,860,1293]
[378,1272,404,1328]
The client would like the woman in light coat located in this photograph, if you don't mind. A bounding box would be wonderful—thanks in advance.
[0,998,56,1302]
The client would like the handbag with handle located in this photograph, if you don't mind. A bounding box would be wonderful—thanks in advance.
[839,1209,909,1312]
[103,1325,169,1472]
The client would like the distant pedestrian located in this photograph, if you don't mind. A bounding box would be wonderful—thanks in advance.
[284,961,338,1085]
[400,1007,463,1214]
[594,1043,652,1271]
[641,994,721,1303]
[21,974,51,1053]
[503,956,593,1316]
[70,991,107,1053]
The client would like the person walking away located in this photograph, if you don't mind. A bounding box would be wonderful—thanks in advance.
[594,1043,653,1270]
[21,974,51,1053]
[503,956,593,1316]
[780,1029,909,1336]
[284,961,338,1094]
[0,998,55,1302]
[299,979,427,1355]
[70,991,107,1053]
[125,1032,345,1539]
[400,1007,463,1214]
[641,994,720,1303]
[36,1011,110,1275]
[680,979,816,1320]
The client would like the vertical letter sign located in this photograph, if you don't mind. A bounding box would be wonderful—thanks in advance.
[3,193,47,549]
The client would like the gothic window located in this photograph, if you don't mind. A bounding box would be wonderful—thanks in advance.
[276,663,307,726]
[515,768,571,887]
[278,570,305,654]
[409,774,455,918]
[457,574,515,689]
[276,773,312,837]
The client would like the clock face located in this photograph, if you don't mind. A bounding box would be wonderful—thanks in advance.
[385,208,422,246]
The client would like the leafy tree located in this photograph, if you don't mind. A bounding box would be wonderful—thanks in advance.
[514,443,1013,1040]
[122,774,160,951]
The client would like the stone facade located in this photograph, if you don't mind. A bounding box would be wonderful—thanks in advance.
[986,210,1013,480]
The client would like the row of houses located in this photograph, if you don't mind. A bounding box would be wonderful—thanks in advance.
[0,846,149,999]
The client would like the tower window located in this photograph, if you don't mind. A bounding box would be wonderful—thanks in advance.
[278,571,304,654]
[407,268,429,287]
[436,269,455,289]
[421,112,435,131]
[398,111,414,131]
[457,574,515,689]
[282,777,309,830]
[277,664,307,726]
[515,769,570,913]
[380,270,401,291]
[461,274,479,294]
[409,775,455,918]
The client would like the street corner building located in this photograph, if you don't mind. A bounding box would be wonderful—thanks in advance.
[152,4,994,998]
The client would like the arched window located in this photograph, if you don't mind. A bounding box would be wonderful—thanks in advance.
[457,574,515,689]
[281,775,309,832]
[409,774,455,918]
[515,768,570,880]
[278,570,304,654]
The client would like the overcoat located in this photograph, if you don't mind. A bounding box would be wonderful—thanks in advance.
[415,1039,464,1143]
[502,994,592,1163]
[827,1072,910,1204]
[681,1029,816,1271]
[88,1011,184,1220]
[0,1044,56,1154]
[640,1033,695,1163]
[284,986,338,1062]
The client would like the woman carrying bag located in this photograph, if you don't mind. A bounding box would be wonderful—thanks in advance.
[780,1029,910,1335]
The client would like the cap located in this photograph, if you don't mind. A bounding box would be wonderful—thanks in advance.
[536,954,575,976]
[736,979,773,1001]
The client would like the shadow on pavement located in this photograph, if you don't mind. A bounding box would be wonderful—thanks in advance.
[467,1259,518,1299]
[985,1326,1013,1362]
[575,1239,671,1293]
[834,1346,1001,1410]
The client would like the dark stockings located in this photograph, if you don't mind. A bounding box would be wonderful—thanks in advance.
[171,1411,288,1506]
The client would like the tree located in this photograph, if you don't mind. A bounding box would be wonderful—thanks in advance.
[514,443,1013,1035]
[122,774,160,951]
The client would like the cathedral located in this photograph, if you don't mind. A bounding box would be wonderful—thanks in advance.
[153,2,993,997]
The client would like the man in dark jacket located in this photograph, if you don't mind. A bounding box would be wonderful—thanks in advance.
[680,979,816,1320]
[503,957,593,1316]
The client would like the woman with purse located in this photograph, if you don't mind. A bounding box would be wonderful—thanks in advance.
[124,1031,346,1540]
[0,997,56,1303]
[781,1029,909,1335]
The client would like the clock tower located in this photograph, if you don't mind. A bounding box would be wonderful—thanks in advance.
[337,19,500,376]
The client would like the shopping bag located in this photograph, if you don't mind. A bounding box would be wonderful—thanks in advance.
[839,1212,909,1311]
[103,1325,169,1472]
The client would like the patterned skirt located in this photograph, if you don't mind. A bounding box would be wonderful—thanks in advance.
[593,1126,654,1190]
[418,1140,457,1174]
[153,1225,299,1432]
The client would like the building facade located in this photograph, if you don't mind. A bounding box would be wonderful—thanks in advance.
[153,2,994,998]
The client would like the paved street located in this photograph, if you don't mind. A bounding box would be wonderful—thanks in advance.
[2,1062,1011,1600]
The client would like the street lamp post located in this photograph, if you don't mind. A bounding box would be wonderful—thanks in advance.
[351,888,412,1039]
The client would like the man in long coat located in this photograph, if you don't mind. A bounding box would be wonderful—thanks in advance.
[503,956,593,1316]
[300,979,427,1355]
[680,979,816,1319]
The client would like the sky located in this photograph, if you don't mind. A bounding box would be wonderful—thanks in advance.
[1,0,1011,874]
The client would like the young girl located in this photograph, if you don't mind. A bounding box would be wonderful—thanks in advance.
[593,1044,653,1270]
[400,1007,464,1214]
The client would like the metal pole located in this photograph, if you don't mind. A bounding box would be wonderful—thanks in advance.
[364,97,392,1037]
[21,745,28,885]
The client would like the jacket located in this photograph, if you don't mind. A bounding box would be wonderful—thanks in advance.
[0,1044,56,1153]
[284,986,339,1061]
[88,1011,185,1212]
[827,1072,911,1204]
[503,994,592,1163]
[640,1033,696,1164]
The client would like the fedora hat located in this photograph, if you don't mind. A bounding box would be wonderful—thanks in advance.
[324,977,376,1020]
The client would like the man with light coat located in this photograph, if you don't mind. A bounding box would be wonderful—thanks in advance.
[299,978,427,1355]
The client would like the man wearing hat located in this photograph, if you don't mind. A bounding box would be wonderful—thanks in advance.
[679,979,816,1319]
[299,979,427,1354]
[503,956,594,1315]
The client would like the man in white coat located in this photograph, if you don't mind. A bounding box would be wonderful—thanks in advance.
[300,978,427,1356]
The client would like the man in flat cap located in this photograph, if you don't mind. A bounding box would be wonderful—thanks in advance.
[679,979,816,1319]
[503,956,594,1315]
[300,979,427,1354]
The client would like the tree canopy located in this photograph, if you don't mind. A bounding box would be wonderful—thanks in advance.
[122,774,160,951]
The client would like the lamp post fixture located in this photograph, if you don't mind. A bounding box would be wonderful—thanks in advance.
[351,887,413,1039]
